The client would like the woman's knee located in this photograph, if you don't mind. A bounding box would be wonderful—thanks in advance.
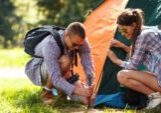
[117,70,129,84]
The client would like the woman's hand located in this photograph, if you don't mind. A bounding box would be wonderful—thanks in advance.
[107,50,124,66]
[110,39,130,53]
[110,39,124,48]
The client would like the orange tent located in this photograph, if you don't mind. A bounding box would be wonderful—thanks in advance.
[75,0,128,86]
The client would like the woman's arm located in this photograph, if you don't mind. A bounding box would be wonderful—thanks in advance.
[107,50,124,66]
[110,39,130,53]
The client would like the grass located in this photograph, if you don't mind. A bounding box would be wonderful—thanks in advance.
[0,49,160,113]
[0,78,86,113]
[0,78,161,113]
[0,48,30,67]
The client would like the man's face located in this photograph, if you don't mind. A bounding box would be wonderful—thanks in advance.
[65,32,84,51]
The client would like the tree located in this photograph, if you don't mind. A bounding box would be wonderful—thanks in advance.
[36,0,103,26]
[0,0,103,48]
[0,0,21,48]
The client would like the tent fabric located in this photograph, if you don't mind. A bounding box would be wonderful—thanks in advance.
[94,0,161,108]
[74,0,161,108]
[98,0,161,95]
[75,0,128,86]
[126,0,161,26]
[97,31,130,95]
[94,92,126,108]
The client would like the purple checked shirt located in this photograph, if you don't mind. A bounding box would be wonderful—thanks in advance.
[121,26,161,85]
[25,30,94,96]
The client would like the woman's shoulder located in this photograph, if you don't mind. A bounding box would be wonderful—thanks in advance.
[140,26,159,38]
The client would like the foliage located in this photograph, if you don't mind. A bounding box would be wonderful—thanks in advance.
[0,0,21,48]
[36,0,103,26]
[0,0,103,48]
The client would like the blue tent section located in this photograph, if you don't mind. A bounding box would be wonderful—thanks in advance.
[94,92,126,108]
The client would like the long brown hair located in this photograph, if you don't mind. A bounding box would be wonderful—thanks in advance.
[117,8,144,55]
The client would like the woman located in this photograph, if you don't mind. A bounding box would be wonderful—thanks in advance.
[108,8,161,109]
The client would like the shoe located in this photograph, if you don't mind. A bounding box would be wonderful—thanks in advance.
[41,88,53,105]
[146,92,161,109]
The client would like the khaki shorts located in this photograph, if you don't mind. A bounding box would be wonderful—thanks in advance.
[40,62,50,86]
[40,55,72,86]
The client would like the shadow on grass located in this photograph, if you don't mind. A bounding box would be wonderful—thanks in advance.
[0,88,87,113]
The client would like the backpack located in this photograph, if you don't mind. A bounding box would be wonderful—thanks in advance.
[23,25,65,58]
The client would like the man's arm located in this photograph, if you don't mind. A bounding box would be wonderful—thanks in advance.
[78,39,95,85]
[43,38,75,96]
[43,36,92,97]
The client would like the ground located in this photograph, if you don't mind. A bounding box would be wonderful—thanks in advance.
[0,68,160,113]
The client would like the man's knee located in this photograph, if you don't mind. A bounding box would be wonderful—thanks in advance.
[117,70,129,84]
[59,55,71,72]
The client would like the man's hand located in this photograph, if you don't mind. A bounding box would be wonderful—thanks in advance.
[88,85,95,107]
[73,85,92,97]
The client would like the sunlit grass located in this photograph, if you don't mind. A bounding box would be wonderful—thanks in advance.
[0,78,85,113]
[0,48,30,67]
[0,78,161,113]
[0,48,160,113]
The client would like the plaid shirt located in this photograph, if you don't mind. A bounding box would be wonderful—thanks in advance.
[121,26,161,84]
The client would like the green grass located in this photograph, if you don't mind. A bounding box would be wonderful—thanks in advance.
[0,78,161,113]
[0,48,30,67]
[0,78,86,113]
[0,48,160,113]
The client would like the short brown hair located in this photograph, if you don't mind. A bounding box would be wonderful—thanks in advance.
[66,22,86,39]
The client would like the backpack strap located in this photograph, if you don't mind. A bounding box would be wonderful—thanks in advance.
[53,31,64,56]
[43,27,64,56]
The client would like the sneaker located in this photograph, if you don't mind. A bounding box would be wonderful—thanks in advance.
[41,88,53,105]
[146,92,161,109]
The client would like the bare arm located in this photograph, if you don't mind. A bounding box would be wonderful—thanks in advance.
[110,39,130,53]
[107,50,124,66]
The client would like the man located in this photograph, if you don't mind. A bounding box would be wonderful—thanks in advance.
[25,22,95,105]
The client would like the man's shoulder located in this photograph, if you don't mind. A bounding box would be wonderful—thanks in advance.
[35,35,61,55]
[40,35,59,47]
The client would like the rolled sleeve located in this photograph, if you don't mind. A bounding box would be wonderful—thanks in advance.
[78,39,95,84]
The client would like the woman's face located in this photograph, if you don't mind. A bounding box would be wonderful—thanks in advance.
[118,23,136,39]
